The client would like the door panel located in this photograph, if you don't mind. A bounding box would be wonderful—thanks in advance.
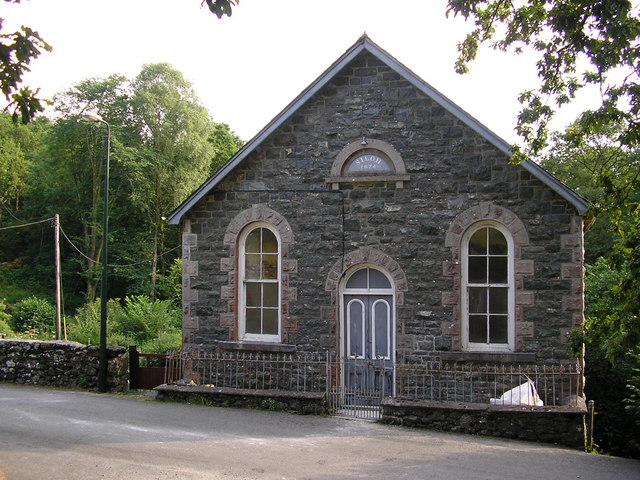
[343,295,393,399]
[347,299,365,358]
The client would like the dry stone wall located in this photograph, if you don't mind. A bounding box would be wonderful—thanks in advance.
[0,339,127,392]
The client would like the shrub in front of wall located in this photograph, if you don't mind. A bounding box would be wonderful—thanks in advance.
[9,296,55,334]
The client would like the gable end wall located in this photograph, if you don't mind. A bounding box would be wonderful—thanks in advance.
[180,51,584,367]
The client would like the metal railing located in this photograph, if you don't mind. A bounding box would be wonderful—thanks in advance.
[166,350,327,392]
[165,350,583,410]
[395,361,582,407]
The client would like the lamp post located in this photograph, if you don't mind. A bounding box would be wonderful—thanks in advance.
[80,112,110,393]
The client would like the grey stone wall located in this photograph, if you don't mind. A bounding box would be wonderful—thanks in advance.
[181,51,584,368]
[155,384,325,415]
[0,339,128,392]
[381,398,586,449]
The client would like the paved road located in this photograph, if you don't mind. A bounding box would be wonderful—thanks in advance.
[0,384,638,480]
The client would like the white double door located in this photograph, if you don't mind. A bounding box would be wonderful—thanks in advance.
[342,267,395,398]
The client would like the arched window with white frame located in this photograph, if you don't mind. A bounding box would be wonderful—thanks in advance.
[461,222,515,351]
[238,223,281,342]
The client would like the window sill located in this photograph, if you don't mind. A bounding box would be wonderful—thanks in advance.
[439,351,536,363]
[326,174,410,190]
[217,341,297,353]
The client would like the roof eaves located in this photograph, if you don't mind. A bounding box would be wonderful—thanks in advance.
[521,160,590,215]
[168,35,588,223]
[359,37,513,158]
[167,39,369,225]
[360,38,590,215]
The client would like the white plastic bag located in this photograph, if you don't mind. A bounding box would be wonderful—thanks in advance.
[490,378,544,406]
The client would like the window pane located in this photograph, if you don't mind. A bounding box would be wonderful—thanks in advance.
[245,254,260,279]
[468,287,487,313]
[489,315,508,343]
[348,301,364,357]
[468,257,487,283]
[246,283,261,307]
[246,308,261,334]
[489,257,508,283]
[369,269,391,289]
[346,269,368,289]
[489,287,508,313]
[262,229,278,253]
[469,315,487,343]
[262,254,278,280]
[374,301,389,358]
[245,229,261,253]
[263,283,278,308]
[263,309,278,335]
[489,228,507,255]
[469,229,487,255]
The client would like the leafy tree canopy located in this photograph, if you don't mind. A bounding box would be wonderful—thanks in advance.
[0,0,52,123]
[0,0,236,123]
[447,0,640,157]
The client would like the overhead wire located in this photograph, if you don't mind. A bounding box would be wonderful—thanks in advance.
[58,224,181,268]
[0,217,54,231]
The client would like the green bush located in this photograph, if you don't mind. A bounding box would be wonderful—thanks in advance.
[66,296,181,354]
[139,328,182,354]
[66,298,128,346]
[10,296,55,334]
[0,300,14,337]
[155,258,182,308]
[117,295,180,345]
[583,259,640,458]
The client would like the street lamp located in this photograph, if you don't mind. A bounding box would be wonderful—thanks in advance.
[80,111,111,393]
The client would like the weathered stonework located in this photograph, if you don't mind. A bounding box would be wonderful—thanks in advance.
[177,46,585,372]
[381,398,586,449]
[0,339,127,391]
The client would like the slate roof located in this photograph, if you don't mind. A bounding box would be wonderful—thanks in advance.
[167,35,588,224]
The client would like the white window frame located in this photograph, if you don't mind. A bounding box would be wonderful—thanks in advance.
[371,298,391,360]
[461,221,515,352]
[238,222,281,343]
[346,298,366,359]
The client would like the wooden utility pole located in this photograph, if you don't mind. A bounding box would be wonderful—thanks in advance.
[54,214,63,340]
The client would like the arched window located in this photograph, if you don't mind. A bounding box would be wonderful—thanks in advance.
[239,223,281,342]
[461,223,515,351]
[326,138,409,190]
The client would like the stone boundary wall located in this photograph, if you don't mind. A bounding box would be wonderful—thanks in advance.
[381,398,586,449]
[0,339,128,392]
[155,384,586,449]
[155,384,325,415]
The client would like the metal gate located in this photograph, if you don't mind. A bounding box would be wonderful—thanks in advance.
[326,356,393,420]
[129,346,182,390]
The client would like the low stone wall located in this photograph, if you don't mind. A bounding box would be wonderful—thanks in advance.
[154,384,325,415]
[0,339,128,392]
[381,398,587,449]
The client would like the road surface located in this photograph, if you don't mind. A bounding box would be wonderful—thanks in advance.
[0,384,638,479]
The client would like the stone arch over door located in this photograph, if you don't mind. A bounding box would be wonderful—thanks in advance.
[324,247,408,354]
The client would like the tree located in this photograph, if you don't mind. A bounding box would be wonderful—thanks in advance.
[203,0,239,18]
[21,65,241,305]
[544,122,640,457]
[27,75,132,302]
[0,113,47,214]
[128,63,231,296]
[447,0,640,157]
[541,121,640,262]
[0,0,236,124]
[0,1,51,123]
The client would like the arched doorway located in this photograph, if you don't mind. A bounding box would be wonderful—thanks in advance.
[340,266,395,401]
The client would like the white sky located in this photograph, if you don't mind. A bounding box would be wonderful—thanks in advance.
[1,0,598,144]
